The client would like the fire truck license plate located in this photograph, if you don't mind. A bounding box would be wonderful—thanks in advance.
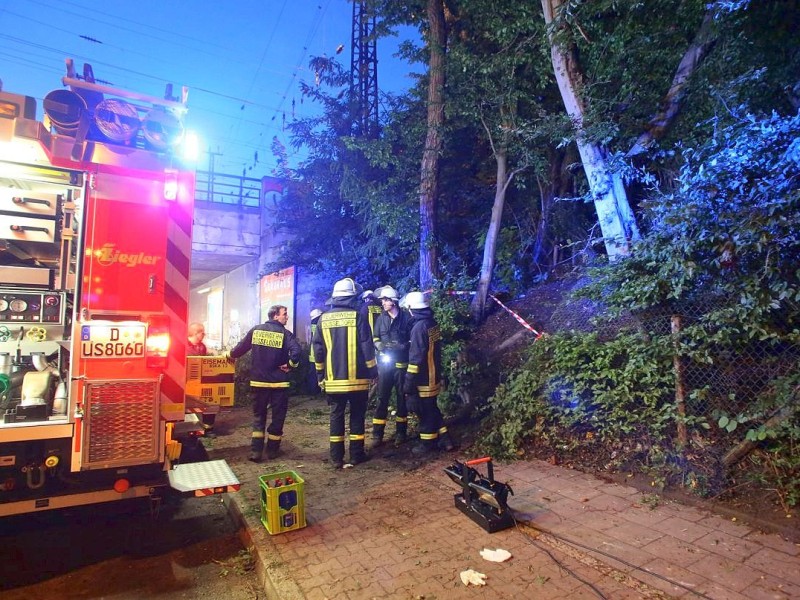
[80,324,146,359]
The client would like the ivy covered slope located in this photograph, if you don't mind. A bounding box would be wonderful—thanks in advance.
[481,111,800,508]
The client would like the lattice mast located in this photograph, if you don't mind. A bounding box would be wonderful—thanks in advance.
[350,1,379,138]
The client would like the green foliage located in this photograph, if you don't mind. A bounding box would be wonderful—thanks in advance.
[262,0,800,508]
[481,329,678,457]
[429,289,476,417]
[483,110,800,503]
[479,337,556,457]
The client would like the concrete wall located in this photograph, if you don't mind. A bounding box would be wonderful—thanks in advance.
[188,259,261,351]
[189,176,330,349]
[193,203,260,255]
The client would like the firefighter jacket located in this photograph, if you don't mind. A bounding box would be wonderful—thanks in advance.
[230,319,302,388]
[313,297,377,393]
[405,307,442,398]
[373,309,411,370]
[360,299,383,337]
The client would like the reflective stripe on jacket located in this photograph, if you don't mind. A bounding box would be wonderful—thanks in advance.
[406,308,441,398]
[230,320,302,388]
[313,300,377,393]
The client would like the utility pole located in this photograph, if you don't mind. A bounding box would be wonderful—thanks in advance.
[349,1,379,138]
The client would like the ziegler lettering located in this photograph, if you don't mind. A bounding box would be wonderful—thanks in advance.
[252,330,284,348]
[95,243,162,268]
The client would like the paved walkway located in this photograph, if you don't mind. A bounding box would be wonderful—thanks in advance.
[206,400,800,599]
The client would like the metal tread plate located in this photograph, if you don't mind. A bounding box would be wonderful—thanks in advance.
[168,459,240,495]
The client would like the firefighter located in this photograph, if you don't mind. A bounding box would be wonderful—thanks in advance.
[403,291,455,455]
[360,288,382,404]
[371,285,412,448]
[360,289,383,337]
[312,278,378,468]
[227,304,302,462]
[306,308,323,395]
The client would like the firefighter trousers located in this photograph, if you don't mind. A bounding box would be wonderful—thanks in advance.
[251,387,289,454]
[328,391,368,464]
[416,394,449,450]
[372,366,407,440]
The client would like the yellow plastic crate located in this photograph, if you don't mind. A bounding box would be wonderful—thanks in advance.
[259,470,306,535]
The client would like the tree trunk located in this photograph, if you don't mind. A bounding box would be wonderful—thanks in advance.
[418,0,447,289]
[533,148,566,269]
[628,11,717,157]
[672,314,688,449]
[541,0,640,259]
[471,148,512,322]
[722,405,796,469]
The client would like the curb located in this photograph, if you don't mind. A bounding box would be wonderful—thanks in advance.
[225,488,305,599]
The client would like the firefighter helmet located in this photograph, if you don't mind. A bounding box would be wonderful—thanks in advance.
[405,291,429,309]
[361,289,374,300]
[378,286,400,302]
[332,278,358,298]
[310,309,323,319]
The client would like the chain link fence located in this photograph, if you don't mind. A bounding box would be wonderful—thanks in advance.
[547,282,798,426]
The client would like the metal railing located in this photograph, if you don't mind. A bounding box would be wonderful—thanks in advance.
[195,170,261,207]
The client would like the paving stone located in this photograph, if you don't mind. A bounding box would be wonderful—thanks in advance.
[741,573,800,600]
[597,481,645,498]
[641,535,711,568]
[698,513,756,538]
[744,546,800,586]
[649,514,714,542]
[743,530,800,556]
[693,528,764,561]
[212,401,800,600]
[684,552,764,592]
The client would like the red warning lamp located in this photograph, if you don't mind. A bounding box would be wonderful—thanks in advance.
[163,169,178,201]
[145,314,170,368]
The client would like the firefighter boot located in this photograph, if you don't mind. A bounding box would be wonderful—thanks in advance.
[350,438,370,465]
[411,436,438,457]
[265,439,282,460]
[249,437,265,462]
[438,430,455,452]
[393,421,409,447]
[329,446,345,469]
[369,422,385,450]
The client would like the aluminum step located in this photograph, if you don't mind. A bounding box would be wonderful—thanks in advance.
[168,459,240,496]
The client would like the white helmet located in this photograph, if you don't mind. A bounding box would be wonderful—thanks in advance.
[378,286,400,302]
[405,291,429,309]
[310,309,323,319]
[361,289,374,300]
[332,278,358,298]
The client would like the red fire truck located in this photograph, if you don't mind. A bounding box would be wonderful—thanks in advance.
[0,60,239,516]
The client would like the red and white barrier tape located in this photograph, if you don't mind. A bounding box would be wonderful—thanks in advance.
[444,290,542,338]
